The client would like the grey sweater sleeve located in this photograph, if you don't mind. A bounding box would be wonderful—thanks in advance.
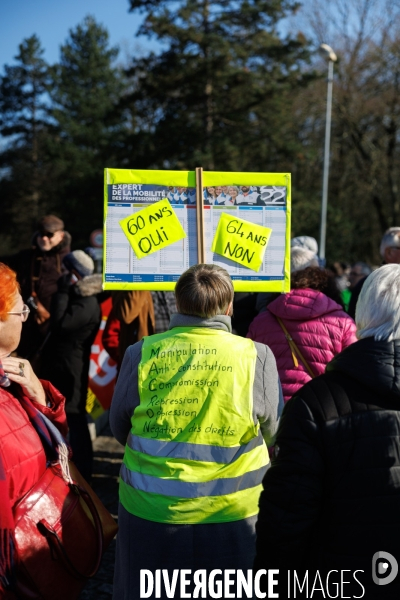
[109,340,144,446]
[252,342,283,446]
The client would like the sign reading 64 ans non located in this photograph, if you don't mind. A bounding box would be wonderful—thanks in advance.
[211,213,272,272]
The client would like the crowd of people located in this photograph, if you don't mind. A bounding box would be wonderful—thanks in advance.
[1,216,400,599]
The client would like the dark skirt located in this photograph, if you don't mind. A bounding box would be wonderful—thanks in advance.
[113,503,257,600]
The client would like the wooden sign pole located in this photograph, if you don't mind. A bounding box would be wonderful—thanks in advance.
[195,167,206,263]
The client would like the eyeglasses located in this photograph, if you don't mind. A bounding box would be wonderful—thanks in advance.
[8,304,30,322]
[38,230,56,239]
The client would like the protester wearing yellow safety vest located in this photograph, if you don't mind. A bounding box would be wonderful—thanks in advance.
[110,264,283,599]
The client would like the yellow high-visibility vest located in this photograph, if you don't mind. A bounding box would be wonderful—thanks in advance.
[119,327,269,524]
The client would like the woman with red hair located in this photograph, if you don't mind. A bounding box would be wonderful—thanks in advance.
[0,263,67,596]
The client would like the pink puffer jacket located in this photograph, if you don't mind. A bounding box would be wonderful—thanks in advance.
[247,288,357,403]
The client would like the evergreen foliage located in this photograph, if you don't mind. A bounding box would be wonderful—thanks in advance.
[124,0,313,171]
[47,16,125,245]
[2,1,400,264]
[0,36,51,249]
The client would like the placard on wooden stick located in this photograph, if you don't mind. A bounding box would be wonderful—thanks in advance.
[195,167,206,264]
[103,168,290,292]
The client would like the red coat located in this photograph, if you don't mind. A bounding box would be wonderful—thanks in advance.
[0,382,66,597]
[0,381,67,514]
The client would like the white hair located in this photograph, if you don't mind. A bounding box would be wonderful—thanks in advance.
[291,247,319,273]
[291,236,318,255]
[356,264,400,341]
[379,227,400,258]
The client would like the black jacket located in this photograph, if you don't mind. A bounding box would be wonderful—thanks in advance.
[1,232,71,358]
[348,274,368,319]
[255,337,400,599]
[41,274,102,414]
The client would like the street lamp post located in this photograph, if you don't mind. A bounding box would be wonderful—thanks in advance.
[319,43,337,264]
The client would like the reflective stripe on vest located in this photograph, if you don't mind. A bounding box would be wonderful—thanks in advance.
[127,430,265,463]
[120,327,269,524]
[120,462,267,497]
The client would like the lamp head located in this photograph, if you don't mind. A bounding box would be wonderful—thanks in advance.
[319,43,337,62]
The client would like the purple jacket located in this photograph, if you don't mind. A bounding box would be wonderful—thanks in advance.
[247,288,357,403]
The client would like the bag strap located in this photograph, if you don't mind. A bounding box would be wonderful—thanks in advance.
[37,411,73,483]
[275,316,316,379]
[17,392,72,481]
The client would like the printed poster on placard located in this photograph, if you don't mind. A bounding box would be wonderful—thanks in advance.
[104,169,197,290]
[103,169,290,292]
[202,172,290,292]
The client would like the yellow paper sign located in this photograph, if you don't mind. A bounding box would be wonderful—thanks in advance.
[119,199,186,259]
[211,213,272,271]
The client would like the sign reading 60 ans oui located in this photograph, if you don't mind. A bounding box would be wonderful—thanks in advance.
[119,198,186,259]
[211,213,272,272]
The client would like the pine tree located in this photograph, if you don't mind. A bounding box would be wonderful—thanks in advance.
[49,16,125,244]
[0,35,51,249]
[124,0,313,171]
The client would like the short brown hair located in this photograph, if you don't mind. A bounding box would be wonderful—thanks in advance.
[175,264,234,318]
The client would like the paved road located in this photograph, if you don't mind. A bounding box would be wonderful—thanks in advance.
[79,425,124,600]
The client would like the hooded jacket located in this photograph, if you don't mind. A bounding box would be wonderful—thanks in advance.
[255,337,400,598]
[41,274,102,414]
[247,288,357,402]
